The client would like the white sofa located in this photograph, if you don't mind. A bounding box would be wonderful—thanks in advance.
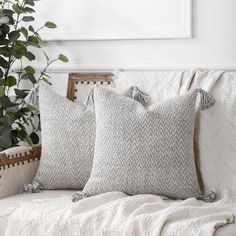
[1,71,236,236]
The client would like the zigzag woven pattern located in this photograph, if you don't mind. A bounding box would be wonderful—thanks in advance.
[32,85,147,190]
[33,84,96,189]
[84,87,205,199]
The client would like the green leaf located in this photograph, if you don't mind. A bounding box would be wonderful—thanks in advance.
[12,43,27,58]
[6,105,19,113]
[2,9,14,16]
[0,96,12,106]
[0,46,12,57]
[45,21,57,29]
[19,129,27,139]
[0,24,10,36]
[22,16,34,22]
[24,65,35,74]
[5,76,17,87]
[28,74,36,84]
[14,89,28,98]
[0,56,8,68]
[25,51,35,61]
[29,132,39,144]
[28,25,34,32]
[8,30,20,42]
[21,27,28,38]
[0,125,11,148]
[0,68,3,79]
[24,7,35,13]
[12,4,25,14]
[0,86,4,97]
[25,0,35,6]
[28,35,40,47]
[58,54,69,63]
[25,134,33,146]
[41,77,52,85]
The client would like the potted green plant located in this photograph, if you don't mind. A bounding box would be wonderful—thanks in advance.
[0,0,68,151]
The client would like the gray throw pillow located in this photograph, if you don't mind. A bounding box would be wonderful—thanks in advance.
[32,84,96,190]
[24,84,148,191]
[82,86,215,200]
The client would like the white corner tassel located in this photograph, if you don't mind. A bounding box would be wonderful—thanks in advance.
[24,83,40,109]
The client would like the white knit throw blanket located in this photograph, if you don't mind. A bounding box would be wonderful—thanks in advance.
[3,191,236,236]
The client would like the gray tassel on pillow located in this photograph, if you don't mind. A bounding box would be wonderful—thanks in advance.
[197,89,215,110]
[85,87,95,107]
[23,182,41,193]
[24,83,40,109]
[197,191,217,202]
[72,191,88,202]
[124,86,150,106]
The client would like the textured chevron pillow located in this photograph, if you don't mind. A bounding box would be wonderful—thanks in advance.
[24,84,148,191]
[30,84,95,190]
[82,86,215,200]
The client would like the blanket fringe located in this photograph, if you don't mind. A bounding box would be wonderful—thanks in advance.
[198,191,217,202]
[72,191,88,202]
[22,182,41,193]
[196,89,215,110]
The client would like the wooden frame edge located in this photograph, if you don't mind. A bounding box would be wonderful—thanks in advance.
[0,145,42,170]
[67,72,114,102]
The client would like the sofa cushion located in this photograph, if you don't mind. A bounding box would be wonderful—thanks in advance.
[83,86,215,200]
[33,84,96,190]
[32,84,148,191]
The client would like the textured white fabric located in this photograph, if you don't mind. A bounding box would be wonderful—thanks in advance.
[2,191,236,236]
[0,190,75,235]
[185,72,236,195]
[114,70,184,104]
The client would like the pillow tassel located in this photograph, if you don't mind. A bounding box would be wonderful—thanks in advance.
[72,191,88,202]
[197,89,215,110]
[85,87,95,106]
[24,83,40,109]
[197,191,217,202]
[125,86,150,106]
[22,182,41,193]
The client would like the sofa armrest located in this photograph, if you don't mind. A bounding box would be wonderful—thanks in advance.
[0,145,41,199]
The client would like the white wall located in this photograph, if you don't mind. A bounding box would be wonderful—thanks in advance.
[31,0,236,96]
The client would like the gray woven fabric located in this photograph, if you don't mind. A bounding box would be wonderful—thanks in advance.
[83,87,205,199]
[33,84,96,189]
[33,85,147,190]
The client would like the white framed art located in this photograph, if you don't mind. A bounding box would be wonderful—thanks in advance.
[35,0,192,41]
